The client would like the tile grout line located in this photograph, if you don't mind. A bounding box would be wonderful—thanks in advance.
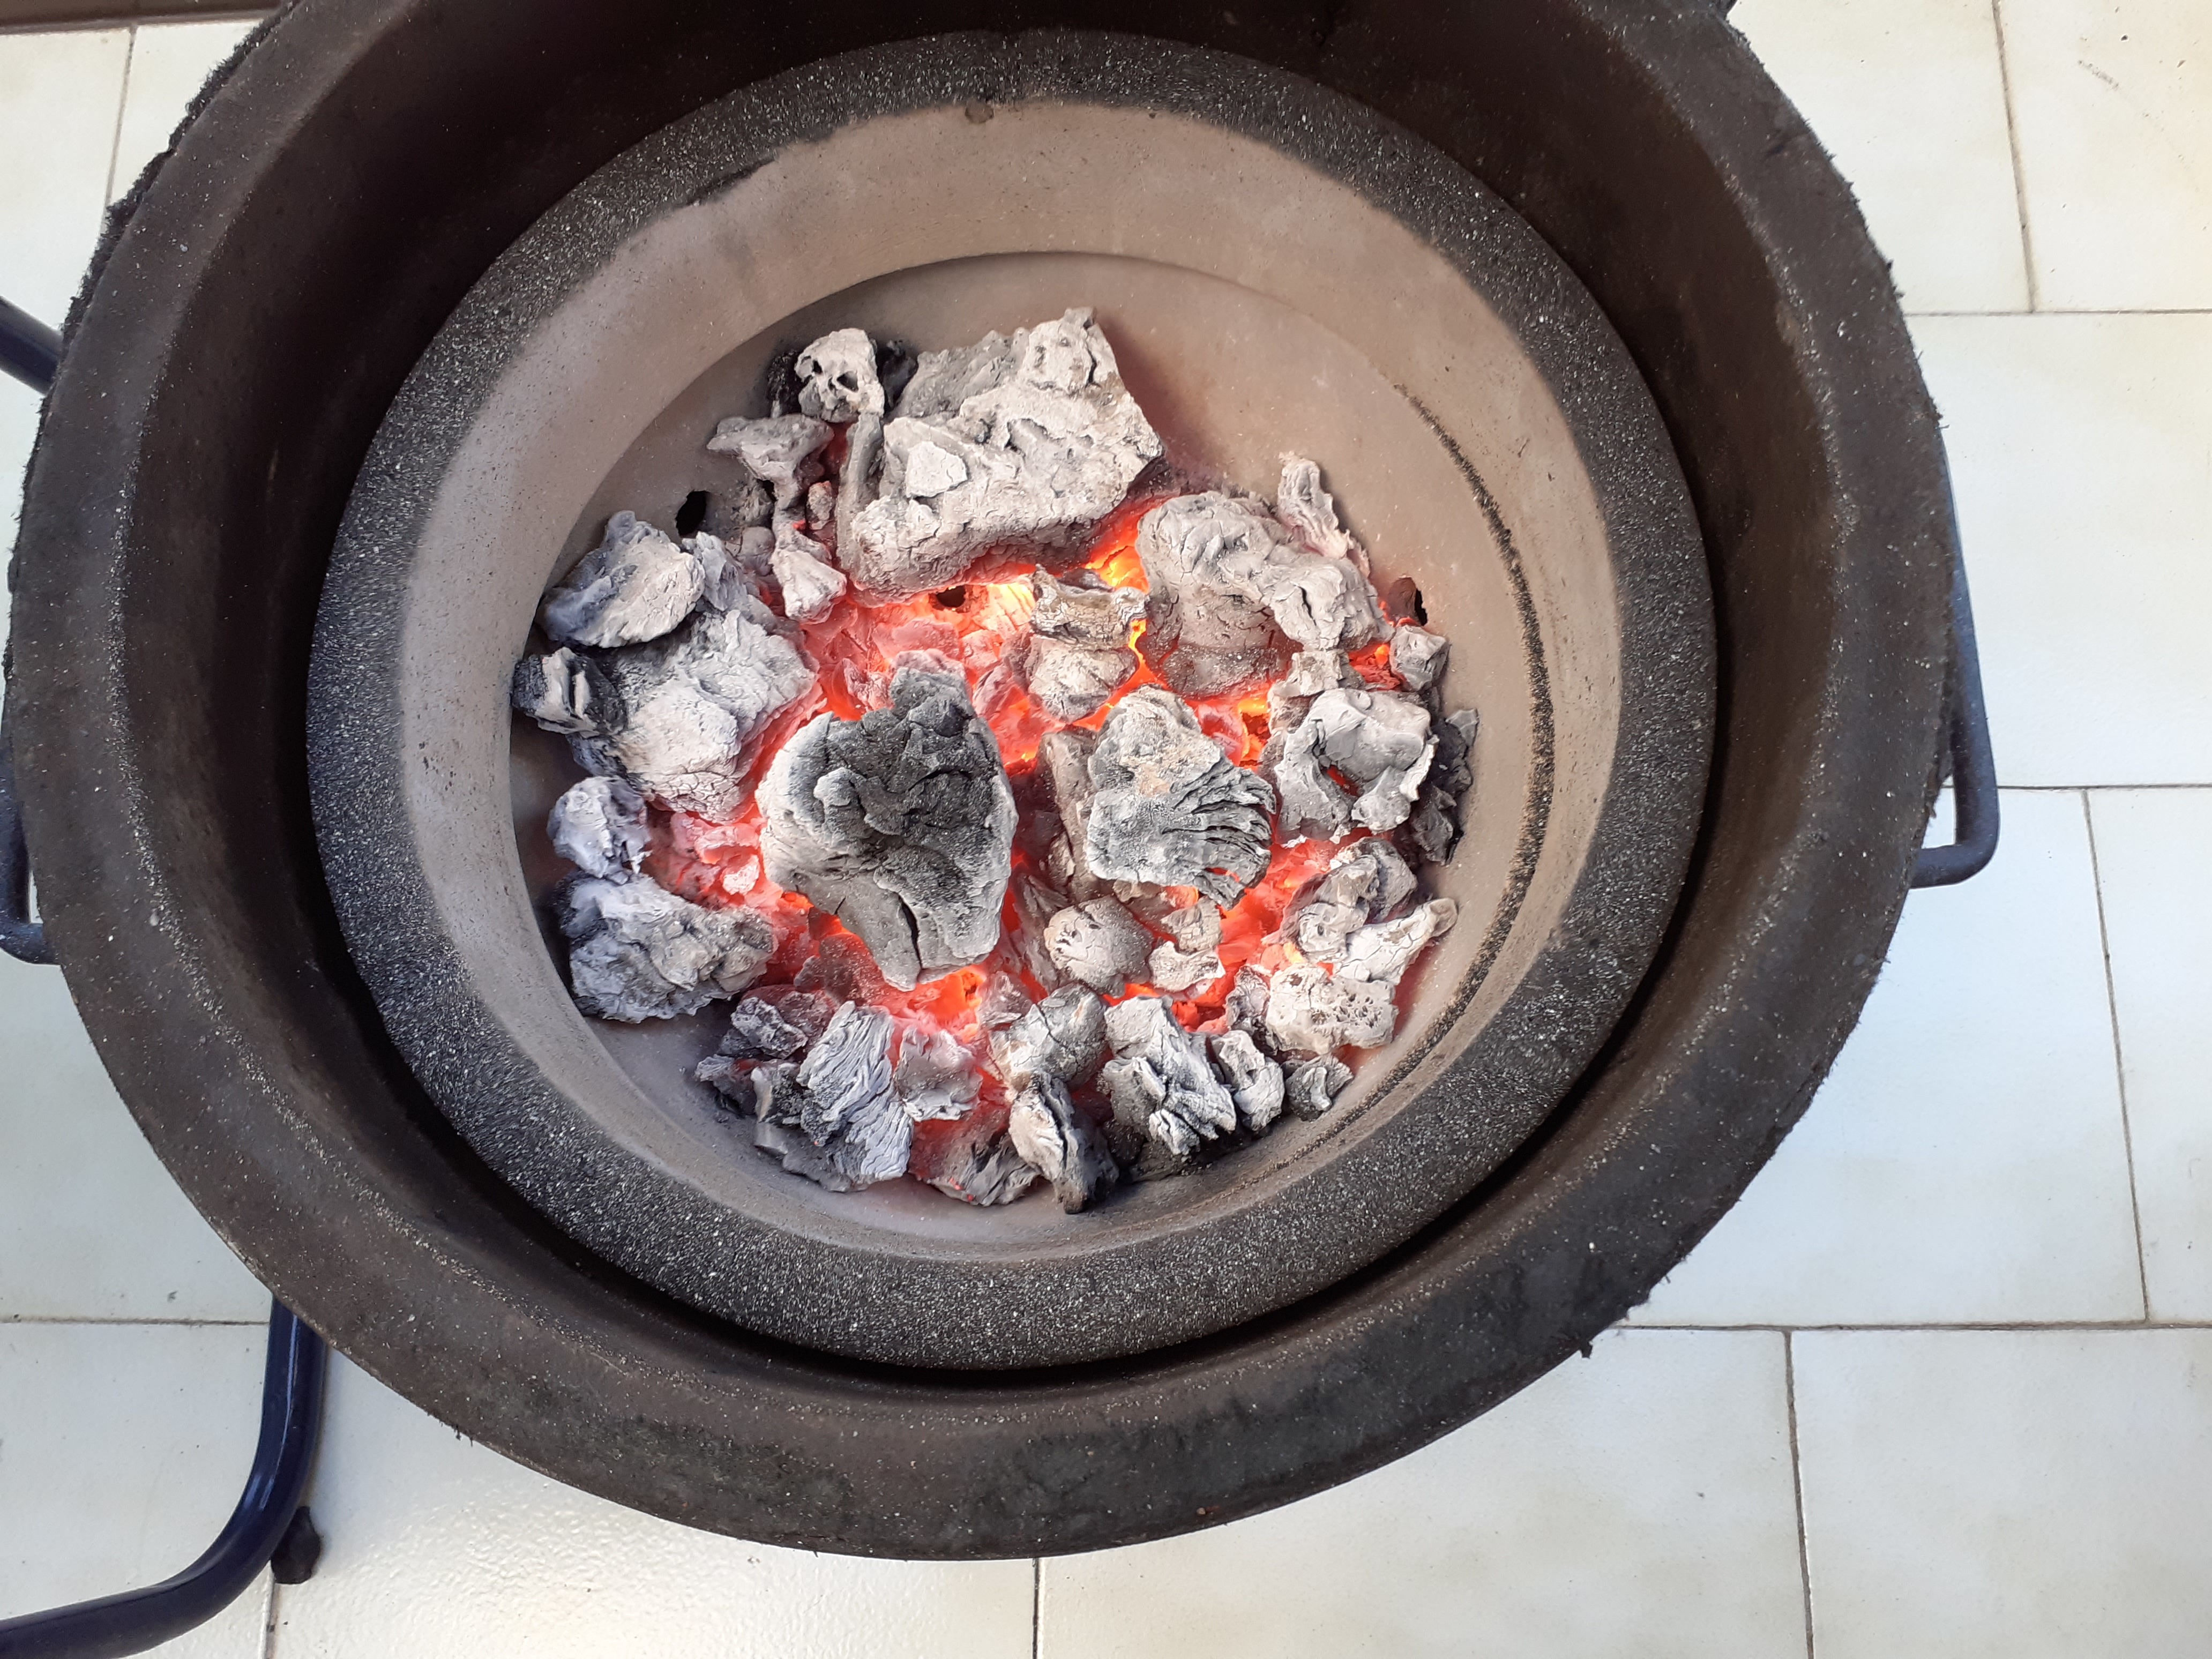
[2081,789,2154,1321]
[101,23,134,206]
[1784,1333,1816,1659]
[1905,307,2212,319]
[1,1314,266,1326]
[1031,1557,1042,1659]
[261,1578,282,1659]
[1988,0,2041,311]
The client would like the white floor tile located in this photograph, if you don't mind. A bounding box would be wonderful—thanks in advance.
[2087,788,2212,1320]
[1632,789,2142,1326]
[1733,0,2029,313]
[1916,312,2212,786]
[2002,0,2212,311]
[110,20,261,203]
[1038,1330,1805,1659]
[0,30,128,327]
[268,1356,1034,1659]
[0,1321,270,1657]
[1795,1328,2212,1659]
[0,951,270,1321]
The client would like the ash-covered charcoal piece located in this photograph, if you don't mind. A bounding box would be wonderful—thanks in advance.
[769,534,848,623]
[990,984,1107,1090]
[1403,708,1481,866]
[1084,688,1276,909]
[844,309,1163,597]
[539,512,706,649]
[1284,1055,1352,1120]
[916,1115,1039,1207]
[719,993,816,1060]
[685,532,758,614]
[553,871,773,1022]
[1043,896,1153,997]
[547,775,648,877]
[1029,569,1147,646]
[894,1025,981,1121]
[1265,965,1400,1054]
[1272,687,1435,843]
[793,327,888,560]
[1099,996,1239,1178]
[1148,901,1223,993]
[1340,898,1460,987]
[743,984,838,1047]
[1208,1030,1285,1133]
[705,412,833,487]
[1013,633,1140,723]
[794,1002,910,1186]
[1035,727,1105,900]
[1274,454,1371,576]
[758,659,1017,991]
[1286,837,1421,962]
[1137,491,1384,698]
[1388,624,1450,694]
[511,646,623,738]
[1008,1075,1120,1213]
[705,411,848,622]
[560,589,816,819]
[977,972,1034,1033]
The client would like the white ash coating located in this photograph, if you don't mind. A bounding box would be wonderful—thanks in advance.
[758,659,1015,991]
[795,1002,911,1186]
[1340,898,1460,985]
[540,511,705,649]
[1007,1075,1120,1213]
[1272,685,1436,843]
[1208,1029,1286,1132]
[843,309,1162,597]
[547,775,648,877]
[1273,453,1371,576]
[1265,964,1400,1053]
[1083,687,1276,908]
[893,1026,981,1121]
[554,871,773,1022]
[1100,996,1239,1174]
[989,985,1107,1090]
[1043,895,1154,996]
[1283,1055,1354,1120]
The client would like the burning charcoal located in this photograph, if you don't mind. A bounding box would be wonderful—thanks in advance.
[579,592,816,818]
[1388,624,1450,695]
[769,534,847,622]
[1084,689,1276,909]
[1035,728,1105,899]
[1274,454,1371,577]
[1264,965,1399,1055]
[1100,997,1238,1177]
[1284,1055,1352,1119]
[512,646,623,737]
[686,532,757,613]
[547,775,648,877]
[843,309,1163,597]
[746,984,838,1046]
[1007,1075,1120,1212]
[1005,868,1071,989]
[1148,901,1223,993]
[918,1117,1040,1206]
[1208,1030,1285,1133]
[1340,898,1460,986]
[1031,570,1147,644]
[1273,687,1434,843]
[894,1026,982,1121]
[1220,965,1274,1050]
[1137,492,1384,697]
[1403,708,1481,866]
[554,871,773,1022]
[755,1118,856,1191]
[719,995,813,1060]
[1043,897,1153,996]
[990,984,1107,1090]
[705,413,833,485]
[1134,492,1295,696]
[978,972,1033,1032]
[758,659,1017,991]
[540,512,705,649]
[795,327,884,425]
[1265,648,1363,739]
[1287,836,1421,962]
[794,1003,911,1186]
[692,1052,753,1104]
[1013,634,1138,722]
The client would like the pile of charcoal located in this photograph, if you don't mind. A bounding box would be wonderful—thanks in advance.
[511,308,1478,1212]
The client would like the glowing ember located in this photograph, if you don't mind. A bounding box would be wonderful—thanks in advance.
[513,310,1478,1211]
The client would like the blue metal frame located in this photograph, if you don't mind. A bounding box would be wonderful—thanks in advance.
[1,293,329,1659]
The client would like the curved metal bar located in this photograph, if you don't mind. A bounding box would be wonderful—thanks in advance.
[0,294,62,393]
[1912,483,2000,888]
[1,712,54,965]
[0,1303,328,1659]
